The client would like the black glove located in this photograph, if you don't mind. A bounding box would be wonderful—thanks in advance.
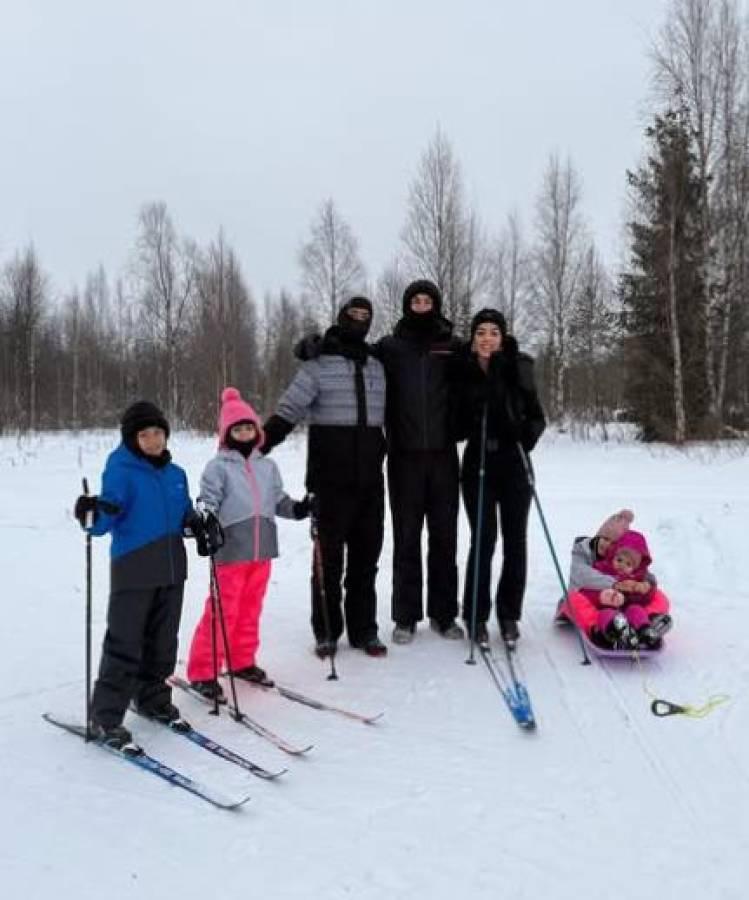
[74,495,121,529]
[292,494,312,520]
[185,509,225,557]
[261,415,294,455]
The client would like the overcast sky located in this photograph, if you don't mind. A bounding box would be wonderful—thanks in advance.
[0,0,668,301]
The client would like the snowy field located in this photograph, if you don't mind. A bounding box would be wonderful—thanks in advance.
[1,429,747,900]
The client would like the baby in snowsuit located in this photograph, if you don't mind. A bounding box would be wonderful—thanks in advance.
[186,387,309,701]
[582,529,659,648]
[560,509,672,649]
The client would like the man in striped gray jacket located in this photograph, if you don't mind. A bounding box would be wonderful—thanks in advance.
[262,296,388,658]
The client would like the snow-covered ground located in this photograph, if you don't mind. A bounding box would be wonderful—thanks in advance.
[1,430,747,900]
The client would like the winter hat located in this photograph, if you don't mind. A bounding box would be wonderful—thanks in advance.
[595,509,634,542]
[470,308,508,339]
[120,401,170,441]
[218,387,265,449]
[337,295,373,326]
[402,279,442,315]
[609,529,652,572]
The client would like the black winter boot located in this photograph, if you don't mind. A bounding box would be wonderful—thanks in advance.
[232,665,274,688]
[89,721,136,752]
[352,636,388,657]
[467,622,489,646]
[314,639,337,659]
[190,679,227,703]
[605,612,639,650]
[500,619,520,648]
[136,700,182,725]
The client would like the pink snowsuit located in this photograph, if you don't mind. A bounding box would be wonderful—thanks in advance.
[186,388,298,682]
[561,531,670,636]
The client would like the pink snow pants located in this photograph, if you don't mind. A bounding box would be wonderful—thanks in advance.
[561,588,671,636]
[186,559,272,681]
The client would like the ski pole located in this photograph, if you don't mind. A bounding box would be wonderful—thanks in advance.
[209,555,243,719]
[82,478,94,741]
[516,443,590,665]
[466,404,488,666]
[309,494,338,681]
[208,559,221,717]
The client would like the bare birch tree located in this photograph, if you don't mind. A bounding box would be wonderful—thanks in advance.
[401,127,490,334]
[184,229,260,426]
[373,257,408,338]
[133,201,197,421]
[530,154,586,420]
[492,211,530,336]
[299,198,365,327]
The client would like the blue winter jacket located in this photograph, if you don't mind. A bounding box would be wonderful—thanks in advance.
[89,443,193,591]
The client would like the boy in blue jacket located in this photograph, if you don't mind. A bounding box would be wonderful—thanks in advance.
[74,401,218,749]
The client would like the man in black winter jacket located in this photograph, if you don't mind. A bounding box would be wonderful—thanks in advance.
[372,280,464,644]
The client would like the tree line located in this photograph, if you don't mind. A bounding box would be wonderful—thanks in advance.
[2,0,748,442]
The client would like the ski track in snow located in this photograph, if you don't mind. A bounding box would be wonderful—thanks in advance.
[1,430,748,900]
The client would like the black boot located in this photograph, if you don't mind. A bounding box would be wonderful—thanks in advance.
[232,665,274,688]
[314,639,337,659]
[352,636,388,657]
[637,626,663,650]
[89,720,135,752]
[589,626,615,649]
[136,700,183,725]
[649,613,673,638]
[190,679,226,703]
[467,622,489,646]
[605,612,639,650]
[500,619,520,649]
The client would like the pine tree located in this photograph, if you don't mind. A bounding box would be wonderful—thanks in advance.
[619,110,709,442]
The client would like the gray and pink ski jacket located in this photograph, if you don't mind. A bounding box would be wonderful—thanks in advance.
[198,448,296,564]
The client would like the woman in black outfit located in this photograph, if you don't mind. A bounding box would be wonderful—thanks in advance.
[454,309,546,647]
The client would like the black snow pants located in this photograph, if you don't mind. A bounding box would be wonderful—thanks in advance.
[388,447,459,629]
[91,583,184,728]
[310,478,385,646]
[461,446,532,627]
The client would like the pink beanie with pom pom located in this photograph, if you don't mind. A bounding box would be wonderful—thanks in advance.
[218,387,265,448]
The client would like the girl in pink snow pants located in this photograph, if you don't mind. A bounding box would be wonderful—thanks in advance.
[559,509,672,650]
[186,387,309,702]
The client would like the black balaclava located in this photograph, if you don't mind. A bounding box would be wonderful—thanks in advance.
[225,419,258,458]
[337,295,373,341]
[401,279,442,334]
[120,400,171,468]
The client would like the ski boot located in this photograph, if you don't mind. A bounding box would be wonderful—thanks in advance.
[190,679,226,703]
[136,700,190,733]
[232,665,274,688]
[500,619,520,650]
[469,622,490,646]
[89,721,136,752]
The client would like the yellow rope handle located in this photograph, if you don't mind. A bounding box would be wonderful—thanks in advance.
[631,649,730,719]
[677,695,730,718]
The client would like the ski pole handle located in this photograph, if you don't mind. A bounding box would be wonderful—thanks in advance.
[82,478,94,529]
